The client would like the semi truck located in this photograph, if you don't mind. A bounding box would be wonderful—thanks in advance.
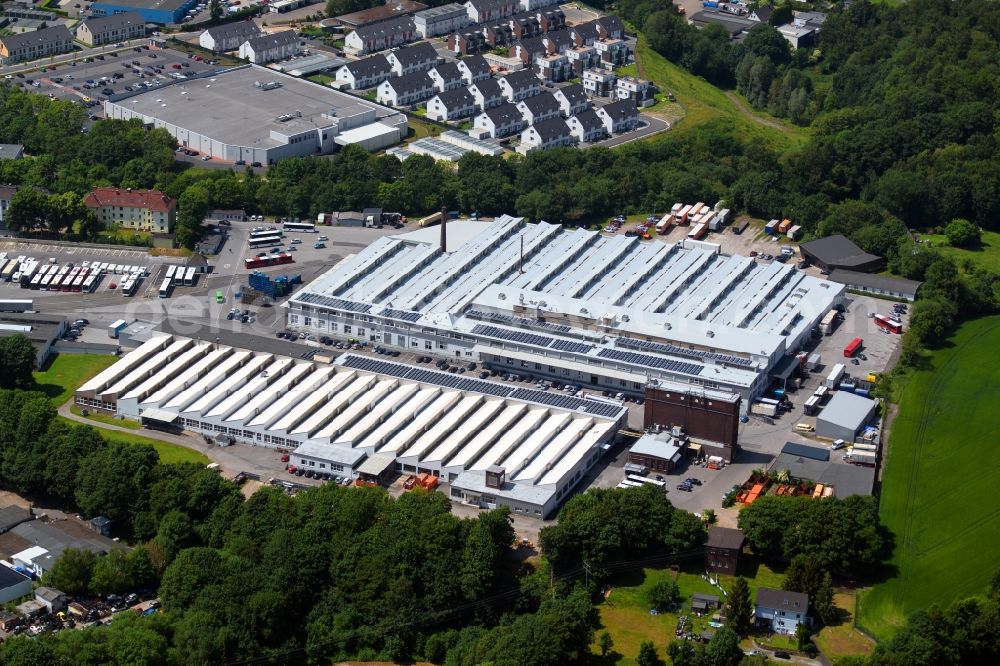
[819,310,838,336]
[849,449,877,466]
[824,363,846,389]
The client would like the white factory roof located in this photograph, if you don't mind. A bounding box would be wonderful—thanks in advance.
[81,337,625,507]
[289,216,844,387]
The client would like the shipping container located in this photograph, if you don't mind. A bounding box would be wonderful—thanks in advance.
[838,382,856,393]
[787,224,802,240]
[806,353,821,371]
[803,395,821,416]
[777,218,792,234]
[844,337,863,358]
[764,219,779,235]
[687,222,707,240]
[732,218,749,234]
[852,442,878,452]
[824,363,846,389]
[819,310,838,336]
[676,204,692,225]
[849,449,877,466]
[750,402,778,417]
[109,319,128,338]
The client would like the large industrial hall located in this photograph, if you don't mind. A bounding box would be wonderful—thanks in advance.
[103,65,407,164]
[74,335,627,518]
[285,215,845,408]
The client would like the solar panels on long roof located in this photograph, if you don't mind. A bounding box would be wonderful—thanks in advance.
[615,337,754,368]
[508,388,624,418]
[597,348,704,376]
[297,292,372,313]
[466,310,572,334]
[549,339,593,354]
[471,324,554,348]
[381,308,422,322]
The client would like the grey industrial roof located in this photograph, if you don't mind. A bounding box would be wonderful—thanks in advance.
[520,91,559,115]
[434,87,475,108]
[384,71,433,94]
[357,453,396,476]
[799,235,881,269]
[827,269,921,296]
[107,65,400,150]
[293,441,367,466]
[529,116,570,141]
[818,391,878,432]
[688,11,754,36]
[203,20,261,43]
[629,432,683,461]
[0,564,29,590]
[0,506,31,534]
[452,470,557,505]
[769,453,875,498]
[756,587,808,612]
[35,587,64,602]
[482,102,521,125]
[343,54,391,77]
[781,441,830,462]
[79,11,145,34]
[391,41,438,67]
[0,518,123,564]
[705,526,745,550]
[0,25,71,51]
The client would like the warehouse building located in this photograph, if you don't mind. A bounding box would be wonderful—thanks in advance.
[799,235,883,273]
[90,0,197,24]
[0,313,66,368]
[816,391,878,441]
[768,449,875,498]
[285,216,845,411]
[74,335,627,518]
[827,269,921,302]
[104,65,407,164]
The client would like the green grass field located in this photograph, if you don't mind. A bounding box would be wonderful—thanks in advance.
[857,316,1000,640]
[918,230,1000,273]
[633,36,810,154]
[33,353,118,406]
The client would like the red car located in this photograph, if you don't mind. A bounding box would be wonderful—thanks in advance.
[280,453,289,462]
[194,55,203,61]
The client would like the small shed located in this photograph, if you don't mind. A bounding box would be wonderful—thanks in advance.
[89,515,112,537]
[15,599,46,619]
[35,586,66,614]
[692,593,721,612]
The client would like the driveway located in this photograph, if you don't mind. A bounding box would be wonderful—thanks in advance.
[591,114,671,148]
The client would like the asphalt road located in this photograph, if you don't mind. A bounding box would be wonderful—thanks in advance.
[592,115,671,148]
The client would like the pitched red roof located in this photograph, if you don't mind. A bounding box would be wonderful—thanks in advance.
[83,188,176,213]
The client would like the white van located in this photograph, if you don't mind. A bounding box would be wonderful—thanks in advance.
[794,423,815,433]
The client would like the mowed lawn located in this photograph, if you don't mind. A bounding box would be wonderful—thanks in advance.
[857,316,1000,639]
[33,353,118,406]
[918,230,1000,273]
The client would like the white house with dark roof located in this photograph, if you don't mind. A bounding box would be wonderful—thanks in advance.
[428,61,465,91]
[387,41,440,76]
[755,588,809,635]
[456,54,491,83]
[553,82,590,117]
[518,116,574,152]
[426,87,478,121]
[497,67,541,103]
[516,91,560,125]
[335,55,392,89]
[345,16,416,55]
[464,0,519,23]
[474,102,525,138]
[567,109,607,143]
[76,11,146,47]
[749,5,773,23]
[239,31,301,65]
[596,99,639,134]
[535,52,570,82]
[469,78,504,110]
[616,76,656,105]
[199,20,261,53]
[377,72,435,106]
[583,67,616,96]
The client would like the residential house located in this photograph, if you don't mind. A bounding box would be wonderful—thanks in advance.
[542,28,573,54]
[777,23,816,48]
[755,588,809,635]
[537,7,565,32]
[464,0,518,24]
[596,15,625,39]
[468,77,504,109]
[570,20,599,47]
[595,37,629,66]
[566,45,599,76]
[748,5,773,23]
[497,67,541,102]
[553,83,589,117]
[426,88,478,121]
[518,0,557,9]
[583,67,616,96]
[510,12,541,39]
[239,31,301,65]
[0,185,16,229]
[616,76,655,105]
[518,117,574,152]
[345,16,416,55]
[387,41,440,76]
[199,20,261,53]
[413,3,470,38]
[335,55,391,90]
[596,99,639,133]
[535,52,569,82]
[510,35,546,66]
[0,25,73,65]
[76,11,146,47]
[793,10,827,30]
[566,109,606,142]
[456,54,491,83]
[428,61,465,91]
[448,29,487,55]
[0,145,24,161]
[474,102,524,138]
[484,22,514,46]
[34,587,66,614]
[516,91,560,125]
[376,72,435,106]
[83,188,177,233]
[705,526,745,575]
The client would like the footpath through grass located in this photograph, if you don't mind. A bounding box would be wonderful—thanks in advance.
[857,316,1000,640]
[633,35,810,154]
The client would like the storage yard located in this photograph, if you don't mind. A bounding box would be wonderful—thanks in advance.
[285,214,845,408]
[74,334,628,517]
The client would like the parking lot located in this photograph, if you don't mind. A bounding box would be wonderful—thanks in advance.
[4,45,222,113]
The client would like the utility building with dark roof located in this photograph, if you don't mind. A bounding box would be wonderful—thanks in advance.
[705,526,745,575]
[799,235,883,273]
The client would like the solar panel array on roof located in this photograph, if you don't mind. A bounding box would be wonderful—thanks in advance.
[466,310,571,334]
[615,337,754,368]
[549,339,593,354]
[471,324,554,348]
[598,348,704,376]
[380,308,422,322]
[298,292,372,313]
[339,355,512,398]
[509,388,624,418]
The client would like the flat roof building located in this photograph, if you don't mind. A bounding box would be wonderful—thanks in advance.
[768,452,875,498]
[104,64,407,165]
[74,335,627,518]
[817,391,878,442]
[285,216,845,410]
[0,313,66,368]
[90,0,198,24]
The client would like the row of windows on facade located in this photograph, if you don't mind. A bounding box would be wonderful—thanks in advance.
[448,486,543,515]
[297,458,345,472]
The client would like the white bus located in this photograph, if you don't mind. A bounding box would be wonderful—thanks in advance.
[165,265,177,283]
[617,480,644,489]
[627,474,665,488]
[248,235,283,249]
[158,277,172,299]
[183,266,196,286]
[283,221,316,233]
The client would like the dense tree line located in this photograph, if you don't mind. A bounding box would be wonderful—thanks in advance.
[737,494,886,575]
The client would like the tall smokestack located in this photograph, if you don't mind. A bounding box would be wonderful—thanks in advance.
[440,206,448,253]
